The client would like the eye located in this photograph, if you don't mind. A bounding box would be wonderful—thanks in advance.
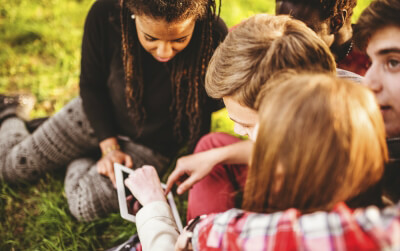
[173,37,187,43]
[144,35,157,42]
[387,58,400,69]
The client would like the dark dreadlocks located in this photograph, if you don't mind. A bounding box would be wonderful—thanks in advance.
[120,0,221,148]
[276,0,357,20]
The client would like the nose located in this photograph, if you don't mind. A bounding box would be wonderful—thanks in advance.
[156,42,173,59]
[364,63,383,93]
[234,123,247,137]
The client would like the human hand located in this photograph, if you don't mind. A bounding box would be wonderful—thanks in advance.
[175,229,193,251]
[165,150,220,195]
[97,149,133,187]
[124,165,166,206]
[175,216,203,251]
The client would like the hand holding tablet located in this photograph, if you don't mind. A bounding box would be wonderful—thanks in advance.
[114,163,183,231]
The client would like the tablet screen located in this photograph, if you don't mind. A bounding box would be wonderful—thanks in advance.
[114,163,183,231]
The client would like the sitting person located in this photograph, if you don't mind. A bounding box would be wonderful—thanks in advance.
[186,72,392,250]
[275,0,370,76]
[353,0,400,203]
[166,13,380,222]
[125,72,397,251]
[0,0,227,222]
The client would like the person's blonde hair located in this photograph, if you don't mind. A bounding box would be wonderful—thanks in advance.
[243,73,388,213]
[205,14,336,109]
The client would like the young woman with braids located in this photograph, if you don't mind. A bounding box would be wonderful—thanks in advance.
[0,0,227,222]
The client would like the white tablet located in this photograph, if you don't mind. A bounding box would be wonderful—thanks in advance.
[114,163,183,232]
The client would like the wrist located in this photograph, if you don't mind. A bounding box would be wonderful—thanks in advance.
[141,194,167,206]
[101,144,120,156]
[100,137,120,156]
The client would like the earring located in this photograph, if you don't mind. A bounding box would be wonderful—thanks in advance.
[131,14,135,20]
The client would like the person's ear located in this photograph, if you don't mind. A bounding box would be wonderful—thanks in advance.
[330,10,347,33]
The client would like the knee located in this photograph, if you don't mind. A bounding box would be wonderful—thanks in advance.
[64,158,99,222]
[66,185,93,222]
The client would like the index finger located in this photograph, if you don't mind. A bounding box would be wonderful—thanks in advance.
[165,169,183,195]
[107,164,117,188]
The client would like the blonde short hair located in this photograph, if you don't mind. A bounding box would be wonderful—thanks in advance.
[205,14,336,109]
[243,73,388,213]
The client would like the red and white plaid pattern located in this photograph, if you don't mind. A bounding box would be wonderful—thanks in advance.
[192,202,400,251]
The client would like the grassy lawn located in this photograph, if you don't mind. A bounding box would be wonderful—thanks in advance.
[0,0,372,250]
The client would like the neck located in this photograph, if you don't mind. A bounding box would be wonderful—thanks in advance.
[330,22,353,61]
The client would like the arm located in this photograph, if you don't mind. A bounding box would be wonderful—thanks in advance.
[136,201,179,251]
[125,166,179,251]
[79,1,117,141]
[80,2,133,184]
[165,140,253,194]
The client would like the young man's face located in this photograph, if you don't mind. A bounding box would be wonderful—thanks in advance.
[364,26,400,138]
[223,96,258,140]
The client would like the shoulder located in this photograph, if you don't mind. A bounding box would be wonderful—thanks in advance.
[213,16,228,35]
[85,0,120,27]
[212,16,228,41]
[89,0,119,13]
[83,0,120,38]
[336,68,364,83]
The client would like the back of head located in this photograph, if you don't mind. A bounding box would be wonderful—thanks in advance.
[276,0,357,21]
[243,73,388,213]
[205,14,336,109]
[354,0,400,51]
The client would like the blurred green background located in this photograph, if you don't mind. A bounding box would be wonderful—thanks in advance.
[0,0,372,132]
[0,0,373,250]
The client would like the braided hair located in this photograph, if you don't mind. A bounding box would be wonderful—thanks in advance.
[120,0,220,148]
[277,0,357,20]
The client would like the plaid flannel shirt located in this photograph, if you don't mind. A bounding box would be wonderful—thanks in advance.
[192,202,400,251]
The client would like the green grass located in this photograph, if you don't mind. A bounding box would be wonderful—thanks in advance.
[0,0,372,249]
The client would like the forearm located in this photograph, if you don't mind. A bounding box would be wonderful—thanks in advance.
[210,140,253,165]
[136,201,179,251]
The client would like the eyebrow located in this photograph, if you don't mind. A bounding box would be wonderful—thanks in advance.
[378,48,400,55]
[229,116,253,127]
[143,32,189,41]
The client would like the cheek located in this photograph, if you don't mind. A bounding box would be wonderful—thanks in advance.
[388,75,400,110]
[137,35,152,51]
[234,124,247,136]
[247,127,257,141]
[316,31,334,47]
[173,37,192,53]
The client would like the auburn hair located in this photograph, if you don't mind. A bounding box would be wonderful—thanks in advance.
[243,73,388,213]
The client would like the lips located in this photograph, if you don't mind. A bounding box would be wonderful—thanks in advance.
[380,105,392,116]
[155,56,172,62]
